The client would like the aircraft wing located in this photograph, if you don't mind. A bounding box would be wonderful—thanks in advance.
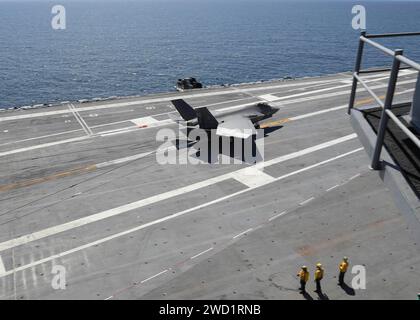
[216,115,256,139]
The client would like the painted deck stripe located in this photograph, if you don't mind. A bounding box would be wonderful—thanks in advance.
[349,173,361,181]
[0,136,89,158]
[290,105,347,120]
[0,147,362,277]
[233,228,253,239]
[326,184,340,192]
[96,151,154,168]
[190,247,214,260]
[268,211,287,222]
[140,270,168,284]
[299,197,315,206]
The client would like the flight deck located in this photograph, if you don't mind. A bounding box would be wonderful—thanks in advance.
[0,70,419,300]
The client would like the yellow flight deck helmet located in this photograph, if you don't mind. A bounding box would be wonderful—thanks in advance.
[343,257,348,261]
[302,266,308,270]
[316,263,322,268]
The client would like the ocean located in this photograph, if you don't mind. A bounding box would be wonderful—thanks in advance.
[1,0,420,109]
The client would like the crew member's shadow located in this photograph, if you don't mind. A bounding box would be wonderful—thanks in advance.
[316,291,330,300]
[339,282,356,296]
[301,291,314,300]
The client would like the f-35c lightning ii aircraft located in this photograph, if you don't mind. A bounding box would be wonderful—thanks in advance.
[170,99,279,139]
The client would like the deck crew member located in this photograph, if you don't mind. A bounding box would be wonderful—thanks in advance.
[314,263,324,293]
[338,257,349,285]
[297,266,309,293]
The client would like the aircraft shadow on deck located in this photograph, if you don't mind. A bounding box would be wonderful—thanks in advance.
[172,125,284,164]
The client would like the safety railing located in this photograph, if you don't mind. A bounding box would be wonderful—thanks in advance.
[347,31,420,170]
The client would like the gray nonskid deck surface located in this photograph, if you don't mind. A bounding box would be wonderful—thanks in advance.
[0,70,419,300]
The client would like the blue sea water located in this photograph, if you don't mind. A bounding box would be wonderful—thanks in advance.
[0,0,420,109]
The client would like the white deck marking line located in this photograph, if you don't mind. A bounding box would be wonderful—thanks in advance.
[290,105,347,120]
[349,173,361,181]
[268,211,287,222]
[0,129,82,148]
[68,104,93,136]
[299,197,315,206]
[72,104,93,136]
[140,269,168,284]
[95,151,154,168]
[68,104,89,136]
[233,228,253,239]
[0,133,357,253]
[0,255,5,275]
[0,148,363,278]
[190,247,214,260]
[326,184,340,192]
[0,136,89,158]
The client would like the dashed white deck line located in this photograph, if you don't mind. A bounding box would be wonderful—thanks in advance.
[0,255,5,275]
[95,151,153,168]
[140,269,168,284]
[0,134,357,253]
[0,148,363,278]
[299,197,315,206]
[233,228,253,239]
[268,211,287,222]
[326,184,340,192]
[190,247,214,260]
[349,173,361,181]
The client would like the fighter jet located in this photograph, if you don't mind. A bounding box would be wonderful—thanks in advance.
[170,99,279,139]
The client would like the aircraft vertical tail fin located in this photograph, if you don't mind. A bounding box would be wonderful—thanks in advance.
[171,99,197,121]
[195,107,219,129]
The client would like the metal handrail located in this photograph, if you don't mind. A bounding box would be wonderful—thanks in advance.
[347,31,420,170]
